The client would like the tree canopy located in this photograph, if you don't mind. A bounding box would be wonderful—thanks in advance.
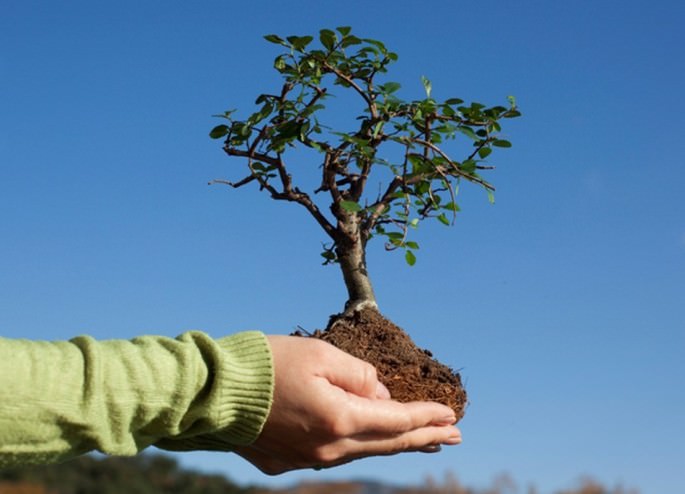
[210,27,519,312]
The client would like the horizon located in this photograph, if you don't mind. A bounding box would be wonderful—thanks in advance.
[1,2,683,493]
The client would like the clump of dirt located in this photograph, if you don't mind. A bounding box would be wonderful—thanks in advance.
[307,308,467,421]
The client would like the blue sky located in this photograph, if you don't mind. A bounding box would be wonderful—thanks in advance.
[1,1,684,493]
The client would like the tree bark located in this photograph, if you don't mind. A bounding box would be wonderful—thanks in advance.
[336,215,378,316]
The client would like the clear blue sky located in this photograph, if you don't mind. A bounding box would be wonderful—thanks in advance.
[2,2,684,493]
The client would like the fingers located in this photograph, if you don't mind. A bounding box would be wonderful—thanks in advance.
[238,423,461,474]
[375,381,391,400]
[341,396,457,435]
[267,336,384,400]
[317,342,381,400]
[340,423,461,460]
[254,335,463,476]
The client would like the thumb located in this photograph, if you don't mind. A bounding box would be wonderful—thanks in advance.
[319,343,389,400]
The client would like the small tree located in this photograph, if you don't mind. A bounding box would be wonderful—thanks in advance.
[210,27,519,316]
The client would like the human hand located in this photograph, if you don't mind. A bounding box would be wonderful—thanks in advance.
[234,335,461,475]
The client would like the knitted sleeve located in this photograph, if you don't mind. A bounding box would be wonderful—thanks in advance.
[0,330,274,467]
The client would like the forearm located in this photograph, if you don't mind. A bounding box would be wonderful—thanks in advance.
[0,331,273,467]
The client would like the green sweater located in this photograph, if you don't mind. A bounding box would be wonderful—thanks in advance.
[0,331,274,467]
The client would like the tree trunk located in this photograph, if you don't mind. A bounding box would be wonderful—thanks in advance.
[335,215,378,316]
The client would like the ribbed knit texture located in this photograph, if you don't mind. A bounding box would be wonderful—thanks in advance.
[0,331,273,467]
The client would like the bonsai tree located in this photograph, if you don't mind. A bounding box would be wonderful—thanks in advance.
[210,27,519,316]
[210,27,519,415]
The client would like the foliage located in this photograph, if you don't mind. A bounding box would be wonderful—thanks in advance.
[210,27,520,267]
[0,454,250,494]
[0,456,639,494]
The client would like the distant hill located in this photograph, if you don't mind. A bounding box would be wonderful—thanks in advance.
[0,454,638,494]
[0,454,247,494]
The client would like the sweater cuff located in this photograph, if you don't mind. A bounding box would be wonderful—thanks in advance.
[156,331,274,453]
[213,331,274,445]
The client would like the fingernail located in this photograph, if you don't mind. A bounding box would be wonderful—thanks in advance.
[445,432,462,445]
[422,445,442,453]
[376,382,391,400]
[435,415,456,425]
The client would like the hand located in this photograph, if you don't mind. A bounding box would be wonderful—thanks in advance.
[234,335,461,475]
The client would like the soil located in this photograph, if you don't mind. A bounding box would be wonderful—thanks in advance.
[303,308,467,421]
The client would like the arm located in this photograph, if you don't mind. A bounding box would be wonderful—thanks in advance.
[0,331,273,467]
[0,332,460,472]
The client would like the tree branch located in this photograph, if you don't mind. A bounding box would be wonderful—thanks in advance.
[321,61,378,119]
[222,145,337,240]
[411,139,495,190]
[208,177,256,188]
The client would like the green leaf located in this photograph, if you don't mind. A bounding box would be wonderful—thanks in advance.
[414,180,430,195]
[461,159,477,174]
[405,250,417,266]
[379,82,401,94]
[301,103,326,118]
[209,124,229,139]
[364,38,388,54]
[444,201,460,212]
[212,109,236,120]
[437,213,450,226]
[478,146,492,159]
[493,139,512,148]
[276,120,302,139]
[488,105,508,115]
[442,105,456,117]
[340,200,362,212]
[234,122,251,137]
[274,55,287,71]
[250,102,273,123]
[408,154,430,174]
[319,29,337,50]
[287,35,313,52]
[372,121,384,139]
[421,76,432,98]
[457,126,478,140]
[251,162,267,172]
[405,241,420,250]
[336,26,352,36]
[445,98,464,105]
[320,250,337,264]
[264,34,288,46]
[487,189,496,204]
[341,35,362,47]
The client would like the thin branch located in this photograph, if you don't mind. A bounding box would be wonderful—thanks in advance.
[321,61,378,119]
[292,191,339,241]
[208,177,256,188]
[384,191,411,251]
[365,175,403,233]
[222,148,338,241]
[466,140,485,162]
[411,139,495,190]
[434,114,489,126]
[304,84,327,107]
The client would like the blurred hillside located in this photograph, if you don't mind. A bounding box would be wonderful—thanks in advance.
[0,455,638,494]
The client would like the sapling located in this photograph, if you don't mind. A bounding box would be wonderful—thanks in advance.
[210,27,519,414]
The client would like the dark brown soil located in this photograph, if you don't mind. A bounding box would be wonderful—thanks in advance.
[305,308,467,421]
